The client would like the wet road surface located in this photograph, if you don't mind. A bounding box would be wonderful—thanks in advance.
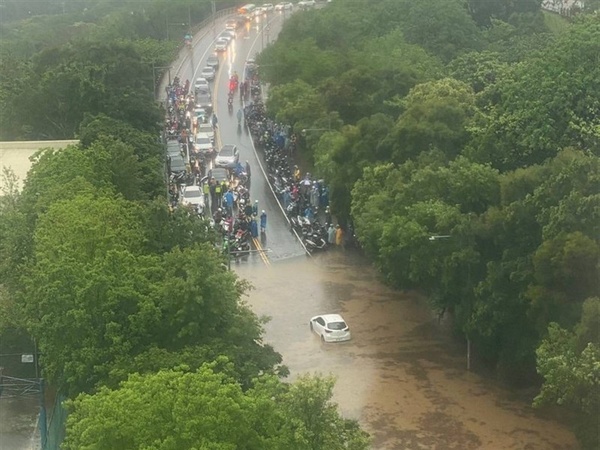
[175,9,304,263]
[235,250,578,450]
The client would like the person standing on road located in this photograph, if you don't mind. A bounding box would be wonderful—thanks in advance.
[245,160,251,183]
[250,217,259,238]
[211,113,218,129]
[214,180,222,208]
[252,199,259,216]
[244,201,253,218]
[237,108,243,125]
[224,189,234,217]
[327,224,336,245]
[325,206,332,227]
[335,225,344,247]
[283,187,292,210]
[260,210,267,234]
[310,183,320,211]
[202,181,210,206]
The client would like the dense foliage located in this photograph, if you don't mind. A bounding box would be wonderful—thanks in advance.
[0,0,368,446]
[258,1,599,447]
[64,364,369,450]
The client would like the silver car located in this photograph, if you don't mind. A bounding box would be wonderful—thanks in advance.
[214,38,228,52]
[215,144,239,168]
[206,55,219,69]
[200,66,215,81]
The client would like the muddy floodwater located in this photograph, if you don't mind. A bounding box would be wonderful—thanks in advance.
[235,249,578,450]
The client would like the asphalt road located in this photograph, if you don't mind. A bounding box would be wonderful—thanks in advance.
[166,9,305,264]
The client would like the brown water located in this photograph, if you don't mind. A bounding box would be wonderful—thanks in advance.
[235,249,578,450]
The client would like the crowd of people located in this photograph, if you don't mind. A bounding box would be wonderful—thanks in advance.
[162,54,350,258]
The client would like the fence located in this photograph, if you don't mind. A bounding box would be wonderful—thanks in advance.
[42,391,67,450]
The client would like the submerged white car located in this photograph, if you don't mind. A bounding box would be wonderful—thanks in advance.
[309,314,351,342]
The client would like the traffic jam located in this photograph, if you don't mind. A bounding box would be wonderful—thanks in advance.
[164,2,338,263]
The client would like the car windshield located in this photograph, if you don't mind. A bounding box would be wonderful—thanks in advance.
[220,147,234,157]
[212,170,228,181]
[185,190,202,199]
[327,321,347,331]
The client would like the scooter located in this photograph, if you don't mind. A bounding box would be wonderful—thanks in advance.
[291,215,311,230]
[304,233,327,252]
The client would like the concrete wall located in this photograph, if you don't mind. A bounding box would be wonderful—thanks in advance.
[0,140,78,191]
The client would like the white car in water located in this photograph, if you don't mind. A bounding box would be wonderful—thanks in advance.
[309,314,351,342]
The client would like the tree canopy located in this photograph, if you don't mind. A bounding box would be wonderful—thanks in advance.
[64,364,370,450]
[258,4,599,447]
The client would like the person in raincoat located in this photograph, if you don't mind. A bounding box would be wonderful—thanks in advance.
[260,210,267,233]
[325,206,332,227]
[335,225,344,247]
[327,224,336,245]
[250,217,259,238]
[223,189,234,217]
[310,183,320,210]
[283,187,292,210]
[304,205,315,222]
[244,201,253,218]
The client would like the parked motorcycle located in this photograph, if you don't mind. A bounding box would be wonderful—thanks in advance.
[304,233,327,252]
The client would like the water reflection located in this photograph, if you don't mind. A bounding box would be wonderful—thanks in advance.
[235,249,578,449]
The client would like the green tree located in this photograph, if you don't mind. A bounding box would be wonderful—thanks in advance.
[64,365,370,450]
[467,16,600,170]
[467,0,543,27]
[265,79,327,129]
[535,298,600,449]
[397,0,484,62]
[314,114,395,223]
[21,194,279,394]
[388,78,477,164]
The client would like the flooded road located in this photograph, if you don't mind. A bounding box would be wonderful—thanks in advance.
[235,249,578,450]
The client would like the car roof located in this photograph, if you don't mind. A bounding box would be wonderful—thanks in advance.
[210,168,229,180]
[184,185,201,193]
[312,314,346,323]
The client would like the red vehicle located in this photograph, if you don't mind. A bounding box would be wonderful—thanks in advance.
[229,74,239,94]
